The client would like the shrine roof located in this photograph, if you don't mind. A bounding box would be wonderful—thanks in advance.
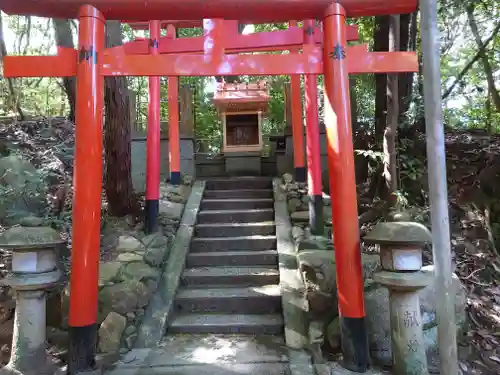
[2,0,417,21]
[213,81,270,107]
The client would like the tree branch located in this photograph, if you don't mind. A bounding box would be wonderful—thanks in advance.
[442,21,500,101]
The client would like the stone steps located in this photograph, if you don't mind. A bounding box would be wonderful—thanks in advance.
[200,198,274,210]
[186,250,278,267]
[195,222,276,237]
[204,189,273,199]
[181,266,280,286]
[175,285,281,314]
[168,177,283,336]
[169,313,284,334]
[197,208,274,224]
[190,235,277,252]
[205,177,272,191]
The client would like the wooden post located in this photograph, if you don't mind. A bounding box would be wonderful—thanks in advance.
[284,82,293,133]
[180,84,194,138]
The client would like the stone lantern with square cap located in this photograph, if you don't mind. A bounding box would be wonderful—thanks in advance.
[363,213,433,375]
[0,226,64,375]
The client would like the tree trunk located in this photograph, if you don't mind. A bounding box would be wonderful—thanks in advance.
[104,21,140,217]
[373,16,390,144]
[383,15,400,204]
[0,13,24,120]
[398,11,417,118]
[53,18,76,121]
[369,16,389,199]
[466,6,500,112]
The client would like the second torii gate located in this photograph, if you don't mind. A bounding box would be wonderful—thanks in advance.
[124,19,361,233]
[3,0,419,373]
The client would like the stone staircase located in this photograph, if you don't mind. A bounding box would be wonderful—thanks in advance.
[168,177,284,335]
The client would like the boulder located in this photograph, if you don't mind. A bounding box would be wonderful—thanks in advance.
[291,226,305,242]
[182,175,194,186]
[297,248,379,322]
[287,198,301,214]
[115,236,144,253]
[141,233,168,249]
[118,262,158,282]
[0,156,46,223]
[116,253,143,263]
[283,173,294,184]
[98,312,126,353]
[291,211,309,224]
[159,200,184,221]
[144,246,169,268]
[99,280,151,315]
[99,262,122,287]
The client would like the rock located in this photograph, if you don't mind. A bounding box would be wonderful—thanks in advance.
[124,325,137,336]
[126,312,136,322]
[142,234,168,249]
[115,236,144,253]
[124,332,138,349]
[47,327,69,350]
[292,226,305,241]
[297,236,332,252]
[144,246,168,268]
[159,200,184,221]
[168,194,186,204]
[301,195,310,204]
[116,253,143,263]
[99,280,151,315]
[182,175,194,186]
[99,262,122,286]
[291,211,309,223]
[297,250,379,322]
[283,173,294,184]
[0,155,46,223]
[18,215,44,227]
[118,262,158,282]
[98,312,126,353]
[287,198,301,214]
[322,193,331,206]
[364,265,467,370]
[326,317,341,350]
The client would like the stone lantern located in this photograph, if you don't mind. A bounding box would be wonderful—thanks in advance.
[363,214,433,375]
[0,226,64,375]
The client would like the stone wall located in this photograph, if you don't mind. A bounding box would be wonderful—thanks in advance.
[61,178,194,356]
[131,137,195,194]
[279,173,468,372]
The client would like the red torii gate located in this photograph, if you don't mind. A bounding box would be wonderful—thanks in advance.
[3,1,419,374]
[125,19,362,233]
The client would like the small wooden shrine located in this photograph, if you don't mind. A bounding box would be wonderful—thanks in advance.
[212,80,270,175]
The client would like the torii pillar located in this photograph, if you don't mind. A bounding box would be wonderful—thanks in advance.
[323,3,369,372]
[145,20,161,233]
[304,19,324,235]
[167,25,181,185]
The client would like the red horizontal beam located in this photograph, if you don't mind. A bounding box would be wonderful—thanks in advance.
[119,26,359,55]
[3,47,77,77]
[3,46,418,78]
[2,0,418,21]
[124,20,203,29]
[100,46,418,76]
